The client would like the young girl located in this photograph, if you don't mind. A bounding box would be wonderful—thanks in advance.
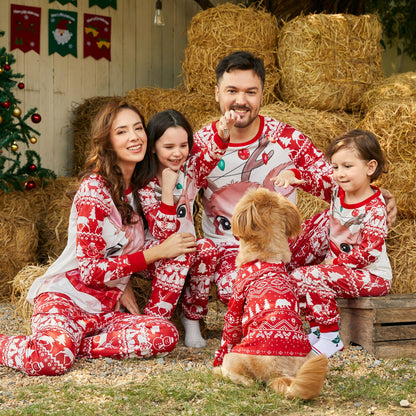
[290,129,392,358]
[138,109,234,348]
[0,99,197,376]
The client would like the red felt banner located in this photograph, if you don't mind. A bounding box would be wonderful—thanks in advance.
[83,13,111,61]
[10,4,41,54]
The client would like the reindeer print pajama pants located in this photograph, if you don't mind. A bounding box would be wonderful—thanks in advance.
[142,238,218,321]
[0,292,179,376]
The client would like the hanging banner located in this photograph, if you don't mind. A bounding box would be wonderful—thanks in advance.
[84,14,111,61]
[10,4,41,54]
[48,9,78,57]
[48,0,77,5]
[89,0,117,10]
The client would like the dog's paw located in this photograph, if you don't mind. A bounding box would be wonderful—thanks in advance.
[212,366,223,377]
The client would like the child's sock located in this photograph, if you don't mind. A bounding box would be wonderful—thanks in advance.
[180,312,206,348]
[308,326,320,346]
[312,330,344,358]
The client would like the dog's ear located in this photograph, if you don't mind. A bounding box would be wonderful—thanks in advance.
[279,198,302,239]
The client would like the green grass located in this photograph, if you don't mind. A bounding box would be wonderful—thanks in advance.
[1,359,415,416]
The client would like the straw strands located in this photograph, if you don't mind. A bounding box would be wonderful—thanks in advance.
[277,14,384,112]
[358,100,416,218]
[361,72,416,112]
[125,87,220,132]
[182,3,280,105]
[0,212,38,299]
[11,263,51,334]
[386,220,416,295]
[260,101,359,152]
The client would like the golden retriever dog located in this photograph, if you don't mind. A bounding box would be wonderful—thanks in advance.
[213,188,328,400]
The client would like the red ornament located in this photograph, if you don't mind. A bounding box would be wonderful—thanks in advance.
[18,82,25,89]
[25,180,36,191]
[2,101,11,109]
[4,64,11,71]
[238,149,250,160]
[262,152,269,164]
[28,164,37,172]
[31,113,41,123]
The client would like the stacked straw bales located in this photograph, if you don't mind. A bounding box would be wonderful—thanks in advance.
[125,87,220,132]
[260,101,359,152]
[277,14,384,111]
[182,3,280,105]
[361,72,416,111]
[357,73,416,293]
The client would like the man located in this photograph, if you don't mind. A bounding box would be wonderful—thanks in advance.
[193,51,396,305]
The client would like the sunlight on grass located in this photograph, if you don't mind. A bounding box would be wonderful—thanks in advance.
[0,361,415,416]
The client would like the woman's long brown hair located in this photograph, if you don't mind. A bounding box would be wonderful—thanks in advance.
[79,98,149,225]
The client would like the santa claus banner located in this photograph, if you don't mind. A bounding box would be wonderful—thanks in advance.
[10,4,41,54]
[49,0,77,5]
[84,14,111,61]
[48,9,78,57]
[88,0,117,9]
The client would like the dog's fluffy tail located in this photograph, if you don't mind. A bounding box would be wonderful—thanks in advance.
[271,354,328,400]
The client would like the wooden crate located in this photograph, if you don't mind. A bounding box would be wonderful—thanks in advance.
[338,294,416,358]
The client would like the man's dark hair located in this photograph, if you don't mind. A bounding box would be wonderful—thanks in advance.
[215,51,265,87]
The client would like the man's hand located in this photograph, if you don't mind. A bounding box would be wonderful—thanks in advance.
[271,170,305,189]
[380,188,397,228]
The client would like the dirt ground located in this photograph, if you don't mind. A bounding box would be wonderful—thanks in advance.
[0,301,414,415]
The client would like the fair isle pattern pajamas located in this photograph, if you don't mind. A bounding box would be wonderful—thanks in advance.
[0,293,178,376]
[214,261,311,366]
[290,186,392,326]
[193,116,334,304]
[0,175,179,376]
[138,132,227,320]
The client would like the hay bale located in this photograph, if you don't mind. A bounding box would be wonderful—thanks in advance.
[182,3,280,105]
[358,100,416,218]
[386,219,416,295]
[260,101,360,152]
[125,87,220,132]
[0,211,38,298]
[296,189,329,222]
[361,72,416,112]
[11,263,50,334]
[72,96,122,176]
[277,14,384,112]
[38,177,78,262]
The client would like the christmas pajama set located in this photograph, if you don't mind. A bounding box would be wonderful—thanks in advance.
[138,132,228,321]
[290,186,392,327]
[193,115,334,305]
[0,175,178,376]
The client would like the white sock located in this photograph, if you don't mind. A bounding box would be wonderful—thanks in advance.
[312,331,344,358]
[308,326,320,346]
[180,312,206,348]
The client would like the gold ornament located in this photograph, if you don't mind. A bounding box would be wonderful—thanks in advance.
[29,136,37,144]
[11,143,19,152]
[12,107,22,117]
[0,67,3,75]
[0,115,2,124]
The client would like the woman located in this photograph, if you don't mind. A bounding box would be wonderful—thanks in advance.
[0,99,197,376]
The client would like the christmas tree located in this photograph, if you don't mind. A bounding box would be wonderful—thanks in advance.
[0,30,55,192]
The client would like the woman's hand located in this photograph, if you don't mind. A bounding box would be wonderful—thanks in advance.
[114,280,141,315]
[271,170,305,188]
[143,232,197,264]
